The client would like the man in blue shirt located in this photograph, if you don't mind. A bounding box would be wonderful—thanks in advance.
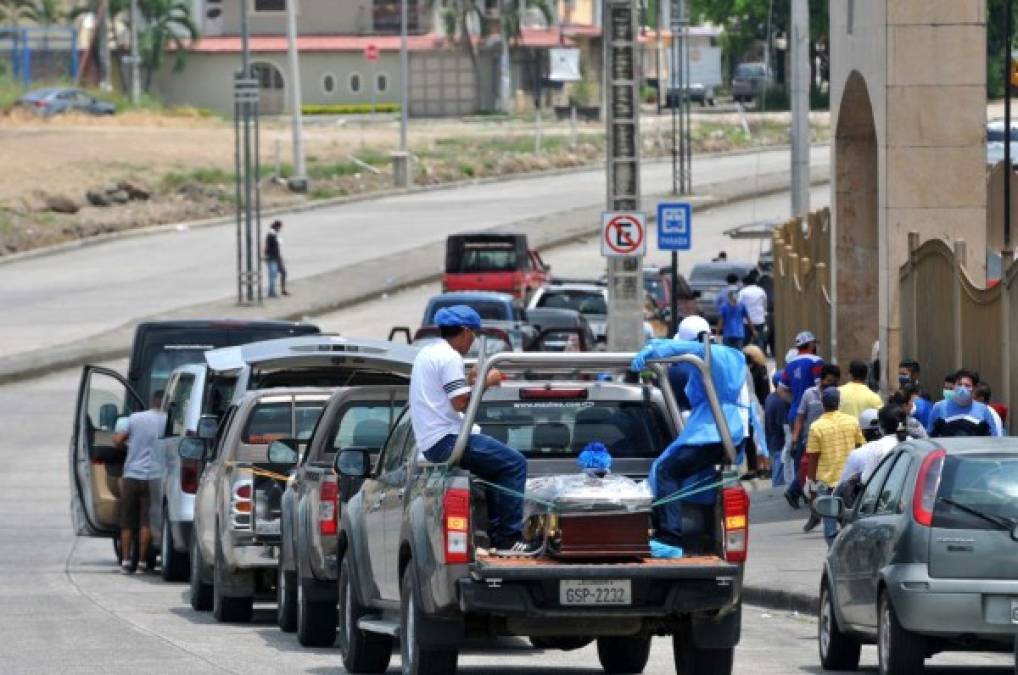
[716,289,754,350]
[764,372,790,487]
[897,358,932,428]
[928,369,1000,437]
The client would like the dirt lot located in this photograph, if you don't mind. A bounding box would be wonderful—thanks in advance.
[0,107,831,256]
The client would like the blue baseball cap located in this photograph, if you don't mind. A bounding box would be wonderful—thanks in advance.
[434,305,482,330]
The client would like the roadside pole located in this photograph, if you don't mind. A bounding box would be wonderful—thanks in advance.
[1005,0,1013,253]
[604,0,645,352]
[393,0,410,188]
[128,0,140,104]
[285,0,308,192]
[789,0,810,218]
[234,5,261,305]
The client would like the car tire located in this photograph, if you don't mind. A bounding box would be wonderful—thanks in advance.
[188,535,213,611]
[212,534,253,623]
[401,565,458,675]
[672,624,734,675]
[338,556,391,674]
[276,567,298,632]
[818,580,860,670]
[161,512,189,581]
[597,635,651,673]
[878,591,924,675]
[296,577,337,647]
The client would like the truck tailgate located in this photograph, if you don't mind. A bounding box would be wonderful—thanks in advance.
[471,553,738,581]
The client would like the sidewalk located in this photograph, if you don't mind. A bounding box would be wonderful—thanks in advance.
[744,482,828,615]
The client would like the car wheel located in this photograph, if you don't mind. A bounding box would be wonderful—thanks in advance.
[818,580,860,670]
[212,534,252,623]
[597,635,651,673]
[276,567,297,632]
[296,576,337,647]
[338,556,391,673]
[188,535,213,611]
[401,564,458,675]
[878,591,924,675]
[672,624,734,675]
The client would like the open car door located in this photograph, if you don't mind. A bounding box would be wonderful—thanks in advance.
[69,366,144,537]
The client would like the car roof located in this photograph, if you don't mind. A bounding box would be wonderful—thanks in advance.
[238,386,336,406]
[22,88,62,99]
[205,335,418,373]
[428,290,515,302]
[923,437,1018,455]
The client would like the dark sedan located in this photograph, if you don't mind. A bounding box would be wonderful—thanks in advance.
[688,261,756,324]
[15,88,116,117]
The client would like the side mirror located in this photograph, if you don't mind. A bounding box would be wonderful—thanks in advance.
[179,437,208,461]
[335,447,371,478]
[815,496,844,520]
[267,439,300,466]
[197,414,219,440]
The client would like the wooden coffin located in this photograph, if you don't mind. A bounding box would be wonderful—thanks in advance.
[550,510,651,560]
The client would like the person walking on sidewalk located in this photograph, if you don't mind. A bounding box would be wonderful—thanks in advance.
[786,363,840,512]
[738,273,768,351]
[804,387,864,547]
[111,390,166,574]
[716,289,754,350]
[897,358,933,429]
[264,220,289,298]
[764,372,790,487]
[839,360,883,420]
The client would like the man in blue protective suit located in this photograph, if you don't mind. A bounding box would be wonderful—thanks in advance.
[631,315,767,546]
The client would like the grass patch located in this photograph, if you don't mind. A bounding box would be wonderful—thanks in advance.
[302,103,400,115]
[307,160,361,180]
[309,185,349,200]
[161,167,234,190]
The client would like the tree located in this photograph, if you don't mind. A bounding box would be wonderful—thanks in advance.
[137,0,197,92]
[24,0,66,52]
[988,0,1018,98]
[0,0,34,26]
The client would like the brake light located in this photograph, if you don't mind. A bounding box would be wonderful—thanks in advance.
[180,460,199,494]
[519,388,588,400]
[230,479,253,529]
[34,100,45,108]
[443,488,470,564]
[319,478,338,536]
[722,486,750,563]
[912,449,946,527]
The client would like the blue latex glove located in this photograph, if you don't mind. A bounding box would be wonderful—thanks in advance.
[650,539,684,559]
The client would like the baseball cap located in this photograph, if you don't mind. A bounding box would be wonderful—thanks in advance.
[820,387,841,408]
[795,330,817,348]
[858,408,880,432]
[675,315,711,341]
[434,305,482,330]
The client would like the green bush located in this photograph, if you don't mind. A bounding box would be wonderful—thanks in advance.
[302,103,401,115]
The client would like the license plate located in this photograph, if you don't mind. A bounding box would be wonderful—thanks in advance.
[1011,599,1018,624]
[559,579,631,606]
[256,520,280,536]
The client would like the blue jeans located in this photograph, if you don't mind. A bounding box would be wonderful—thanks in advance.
[784,439,805,499]
[768,443,785,487]
[425,434,526,547]
[267,259,280,297]
[818,484,838,547]
[653,442,726,545]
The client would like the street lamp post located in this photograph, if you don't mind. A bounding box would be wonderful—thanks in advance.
[393,0,411,187]
[285,0,308,192]
[129,0,141,104]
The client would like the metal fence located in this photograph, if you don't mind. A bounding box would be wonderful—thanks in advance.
[0,26,78,88]
[771,207,833,368]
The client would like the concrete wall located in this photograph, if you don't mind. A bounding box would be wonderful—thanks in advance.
[829,0,987,386]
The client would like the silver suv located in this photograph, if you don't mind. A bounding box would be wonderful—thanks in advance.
[817,438,1018,675]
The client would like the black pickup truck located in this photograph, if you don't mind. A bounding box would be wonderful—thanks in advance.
[334,350,749,675]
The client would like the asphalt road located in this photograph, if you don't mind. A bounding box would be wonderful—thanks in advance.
[0,146,829,360]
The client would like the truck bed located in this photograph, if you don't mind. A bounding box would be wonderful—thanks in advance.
[472,552,737,581]
[476,553,725,568]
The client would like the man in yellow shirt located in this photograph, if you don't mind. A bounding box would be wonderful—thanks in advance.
[839,360,884,419]
[806,387,865,546]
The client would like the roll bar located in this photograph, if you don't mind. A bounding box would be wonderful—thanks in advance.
[432,335,738,469]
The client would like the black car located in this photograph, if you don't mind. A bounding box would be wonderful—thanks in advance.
[688,262,757,323]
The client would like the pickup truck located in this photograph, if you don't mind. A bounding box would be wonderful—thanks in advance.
[335,350,748,675]
[276,385,408,646]
[186,388,331,623]
[442,232,550,301]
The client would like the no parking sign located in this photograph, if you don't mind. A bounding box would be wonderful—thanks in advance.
[601,212,647,257]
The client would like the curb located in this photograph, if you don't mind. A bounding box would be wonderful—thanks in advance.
[742,585,819,616]
[0,168,830,386]
[0,143,823,268]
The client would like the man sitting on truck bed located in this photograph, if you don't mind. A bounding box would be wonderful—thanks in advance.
[409,305,528,551]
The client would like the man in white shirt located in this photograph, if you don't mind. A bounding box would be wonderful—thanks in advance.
[410,305,527,550]
[738,273,768,351]
[840,405,904,485]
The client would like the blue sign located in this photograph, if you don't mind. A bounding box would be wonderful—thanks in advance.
[657,202,692,251]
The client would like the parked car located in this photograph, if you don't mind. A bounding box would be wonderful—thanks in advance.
[411,325,517,357]
[688,261,756,324]
[524,307,598,352]
[422,290,523,326]
[731,63,773,103]
[442,232,550,301]
[335,350,748,675]
[276,385,408,646]
[187,388,332,623]
[16,87,116,116]
[665,83,717,107]
[528,282,609,343]
[643,266,698,323]
[816,438,1018,675]
[69,320,320,566]
[986,118,1018,167]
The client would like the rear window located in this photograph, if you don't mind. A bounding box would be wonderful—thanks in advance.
[458,247,520,272]
[933,454,1018,530]
[475,400,671,459]
[690,265,751,284]
[424,299,511,322]
[242,401,326,444]
[536,290,607,316]
[148,348,209,399]
[331,403,405,452]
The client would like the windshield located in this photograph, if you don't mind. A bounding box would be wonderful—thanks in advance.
[458,246,520,272]
[735,64,765,78]
[536,290,607,316]
[424,299,511,323]
[331,402,405,452]
[242,401,326,443]
[148,348,208,399]
[689,265,750,285]
[933,454,1018,530]
[475,400,671,459]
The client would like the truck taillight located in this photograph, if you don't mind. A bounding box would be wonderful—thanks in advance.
[319,478,338,536]
[912,449,946,527]
[443,488,470,564]
[180,460,199,494]
[722,486,749,563]
[230,479,253,529]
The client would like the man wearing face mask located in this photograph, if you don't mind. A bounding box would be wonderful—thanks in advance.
[928,369,1000,438]
[897,359,932,429]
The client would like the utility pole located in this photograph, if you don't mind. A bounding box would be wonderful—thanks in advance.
[499,0,513,114]
[1005,0,1013,253]
[669,0,691,197]
[285,0,307,192]
[604,0,644,352]
[393,0,411,187]
[129,0,141,104]
[789,0,810,217]
[234,1,261,304]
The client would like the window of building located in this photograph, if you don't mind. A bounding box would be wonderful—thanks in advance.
[350,73,362,94]
[376,73,388,93]
[254,0,286,11]
[322,73,335,94]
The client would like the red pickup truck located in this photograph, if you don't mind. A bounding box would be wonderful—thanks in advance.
[442,233,550,301]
